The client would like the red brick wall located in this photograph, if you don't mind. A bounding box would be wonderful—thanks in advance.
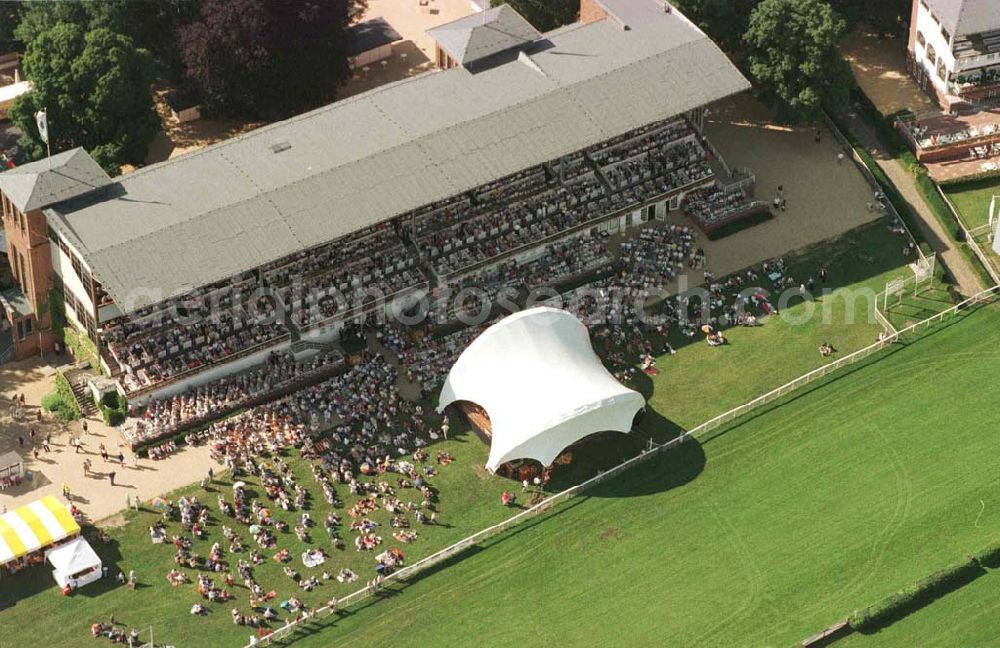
[906,0,919,57]
[579,0,608,25]
[1,191,55,358]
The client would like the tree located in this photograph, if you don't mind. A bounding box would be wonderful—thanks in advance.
[744,0,851,119]
[0,1,22,52]
[671,0,758,53]
[10,23,159,174]
[490,0,577,32]
[179,0,365,120]
[830,0,910,37]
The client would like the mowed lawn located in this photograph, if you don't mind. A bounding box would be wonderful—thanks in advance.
[285,304,1000,648]
[646,218,932,430]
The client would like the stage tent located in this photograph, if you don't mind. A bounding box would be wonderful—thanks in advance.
[46,536,102,588]
[438,307,645,473]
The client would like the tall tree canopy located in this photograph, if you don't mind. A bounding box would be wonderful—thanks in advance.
[830,0,910,37]
[179,0,365,120]
[744,0,851,119]
[10,23,158,174]
[671,0,758,53]
[490,0,577,32]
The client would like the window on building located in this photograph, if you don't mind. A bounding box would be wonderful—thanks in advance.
[917,31,926,47]
[920,0,928,10]
[938,58,948,82]
[942,27,950,43]
[16,320,23,340]
[23,317,32,335]
[927,43,936,66]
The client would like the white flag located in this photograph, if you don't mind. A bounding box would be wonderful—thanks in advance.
[35,110,49,144]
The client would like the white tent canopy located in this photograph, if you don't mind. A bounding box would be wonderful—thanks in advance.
[438,307,645,473]
[46,536,102,588]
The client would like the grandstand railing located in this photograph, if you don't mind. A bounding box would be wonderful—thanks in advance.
[821,111,927,263]
[247,283,1000,648]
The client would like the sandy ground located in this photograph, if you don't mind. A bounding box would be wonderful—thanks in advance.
[700,94,882,277]
[840,29,937,116]
[139,86,265,166]
[0,356,223,525]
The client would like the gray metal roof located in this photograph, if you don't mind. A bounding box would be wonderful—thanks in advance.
[926,0,1000,37]
[47,0,750,313]
[427,4,542,65]
[0,147,111,212]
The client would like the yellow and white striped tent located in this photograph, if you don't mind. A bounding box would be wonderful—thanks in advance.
[0,495,80,565]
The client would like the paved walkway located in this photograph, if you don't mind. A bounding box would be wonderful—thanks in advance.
[838,109,985,296]
[0,356,224,525]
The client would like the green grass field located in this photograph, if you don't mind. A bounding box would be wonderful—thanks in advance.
[0,220,954,647]
[278,303,1000,648]
[941,179,1000,280]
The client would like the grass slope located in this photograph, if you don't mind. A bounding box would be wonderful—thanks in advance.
[285,304,1000,648]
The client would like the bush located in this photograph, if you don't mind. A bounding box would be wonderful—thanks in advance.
[41,391,79,423]
[849,557,983,632]
[99,390,127,427]
[53,372,82,422]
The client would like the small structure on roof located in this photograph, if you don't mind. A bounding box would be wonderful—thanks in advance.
[347,17,403,70]
[46,536,102,589]
[438,307,645,473]
[428,4,542,69]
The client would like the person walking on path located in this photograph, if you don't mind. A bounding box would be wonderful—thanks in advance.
[83,458,92,477]
[82,419,88,435]
[109,471,116,487]
[62,483,71,499]
[117,451,125,464]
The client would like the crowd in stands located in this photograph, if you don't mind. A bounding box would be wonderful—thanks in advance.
[124,350,345,448]
[100,114,755,398]
[683,185,759,230]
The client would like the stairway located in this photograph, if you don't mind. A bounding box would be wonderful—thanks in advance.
[289,338,340,356]
[65,369,98,417]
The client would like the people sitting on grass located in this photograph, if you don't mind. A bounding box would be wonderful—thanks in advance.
[819,342,835,357]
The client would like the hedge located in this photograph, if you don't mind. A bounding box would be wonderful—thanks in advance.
[43,375,82,423]
[849,557,983,632]
[972,540,1000,569]
[99,391,128,427]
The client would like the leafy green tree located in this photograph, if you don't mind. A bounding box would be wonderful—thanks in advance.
[672,0,758,53]
[830,0,910,37]
[10,23,158,174]
[744,0,851,119]
[490,0,577,32]
[0,1,22,52]
[179,0,365,120]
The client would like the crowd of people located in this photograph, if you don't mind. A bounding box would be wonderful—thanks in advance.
[124,350,346,448]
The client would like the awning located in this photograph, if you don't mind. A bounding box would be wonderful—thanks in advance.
[0,495,80,565]
[46,536,101,576]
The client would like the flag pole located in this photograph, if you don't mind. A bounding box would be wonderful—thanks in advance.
[45,107,51,169]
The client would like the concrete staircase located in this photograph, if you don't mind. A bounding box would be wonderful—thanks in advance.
[65,367,98,417]
[289,338,340,356]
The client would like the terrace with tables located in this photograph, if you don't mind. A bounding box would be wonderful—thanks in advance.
[896,106,1000,182]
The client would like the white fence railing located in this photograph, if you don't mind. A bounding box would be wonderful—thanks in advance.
[247,284,1000,648]
[936,186,1000,286]
[821,111,927,264]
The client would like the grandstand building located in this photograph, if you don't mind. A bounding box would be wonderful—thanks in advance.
[907,0,1000,109]
[0,0,750,410]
